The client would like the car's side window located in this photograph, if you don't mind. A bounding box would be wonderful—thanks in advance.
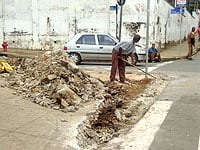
[76,35,96,45]
[97,35,116,46]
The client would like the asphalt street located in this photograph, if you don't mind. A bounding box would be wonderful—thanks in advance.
[148,51,200,150]
[96,51,200,150]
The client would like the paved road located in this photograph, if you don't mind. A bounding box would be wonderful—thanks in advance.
[148,52,200,150]
[120,52,200,150]
[78,61,173,76]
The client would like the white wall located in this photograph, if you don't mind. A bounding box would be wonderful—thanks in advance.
[152,0,199,48]
[0,0,199,50]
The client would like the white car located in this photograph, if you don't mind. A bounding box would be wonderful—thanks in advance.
[63,33,146,65]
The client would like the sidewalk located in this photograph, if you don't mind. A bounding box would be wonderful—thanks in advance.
[160,41,188,60]
[0,49,45,58]
[160,39,200,61]
[0,79,92,150]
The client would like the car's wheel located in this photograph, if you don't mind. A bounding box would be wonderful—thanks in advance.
[68,53,81,65]
[134,53,138,65]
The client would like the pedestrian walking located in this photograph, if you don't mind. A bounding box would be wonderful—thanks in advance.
[187,27,196,60]
[197,25,200,42]
[110,34,141,83]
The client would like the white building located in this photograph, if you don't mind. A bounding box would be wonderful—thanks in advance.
[0,0,199,50]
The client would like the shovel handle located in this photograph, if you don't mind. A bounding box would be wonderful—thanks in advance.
[118,56,156,79]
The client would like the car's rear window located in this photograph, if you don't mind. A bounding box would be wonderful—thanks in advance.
[76,35,96,45]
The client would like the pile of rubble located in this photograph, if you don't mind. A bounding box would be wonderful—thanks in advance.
[5,52,106,112]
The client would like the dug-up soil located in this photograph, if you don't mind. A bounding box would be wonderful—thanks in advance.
[0,51,170,149]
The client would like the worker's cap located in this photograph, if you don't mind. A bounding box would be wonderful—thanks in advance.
[133,34,141,42]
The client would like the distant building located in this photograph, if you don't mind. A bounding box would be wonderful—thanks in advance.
[0,0,198,50]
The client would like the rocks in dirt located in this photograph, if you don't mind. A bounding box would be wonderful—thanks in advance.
[55,85,81,106]
[77,98,121,149]
[47,74,57,80]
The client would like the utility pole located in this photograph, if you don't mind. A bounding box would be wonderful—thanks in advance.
[1,0,5,41]
[116,4,118,39]
[119,5,123,41]
[145,0,150,78]
[179,2,183,55]
[176,0,186,55]
[117,0,125,41]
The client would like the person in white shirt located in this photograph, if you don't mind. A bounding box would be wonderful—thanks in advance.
[110,34,141,83]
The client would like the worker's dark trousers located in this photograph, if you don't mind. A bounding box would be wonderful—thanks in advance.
[187,43,193,59]
[110,49,126,83]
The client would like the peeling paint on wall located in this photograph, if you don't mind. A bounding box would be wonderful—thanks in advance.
[135,3,146,13]
[123,22,145,37]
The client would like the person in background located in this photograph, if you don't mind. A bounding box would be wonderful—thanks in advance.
[148,43,161,62]
[197,25,200,42]
[187,27,196,60]
[110,34,141,83]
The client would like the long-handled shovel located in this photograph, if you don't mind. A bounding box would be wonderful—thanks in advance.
[192,47,200,56]
[118,56,156,79]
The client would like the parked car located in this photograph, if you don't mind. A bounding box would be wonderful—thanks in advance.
[63,33,146,65]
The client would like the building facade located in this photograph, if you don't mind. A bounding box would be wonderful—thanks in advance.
[0,0,199,50]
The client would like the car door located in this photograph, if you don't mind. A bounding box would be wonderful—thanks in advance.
[75,34,99,60]
[97,34,117,60]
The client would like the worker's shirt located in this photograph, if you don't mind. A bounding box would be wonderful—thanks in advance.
[148,47,159,55]
[114,40,136,56]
